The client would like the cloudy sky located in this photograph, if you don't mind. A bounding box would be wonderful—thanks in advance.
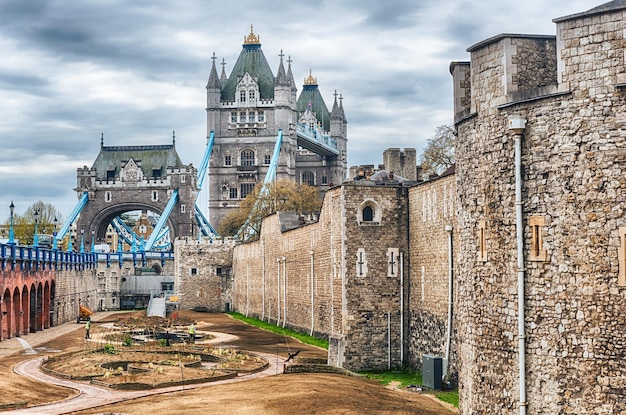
[0,0,602,217]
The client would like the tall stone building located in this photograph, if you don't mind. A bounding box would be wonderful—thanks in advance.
[452,1,626,413]
[205,27,348,229]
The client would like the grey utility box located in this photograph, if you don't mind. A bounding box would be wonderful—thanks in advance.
[422,354,443,390]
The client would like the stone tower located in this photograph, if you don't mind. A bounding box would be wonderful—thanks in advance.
[205,26,348,229]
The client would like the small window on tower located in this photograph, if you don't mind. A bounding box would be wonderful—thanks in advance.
[231,112,237,123]
[240,91,246,102]
[249,112,256,122]
[264,154,271,165]
[258,111,265,122]
[249,91,255,101]
[321,176,328,185]
[229,188,238,199]
[225,155,232,166]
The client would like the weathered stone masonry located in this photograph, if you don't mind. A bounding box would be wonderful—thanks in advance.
[453,2,626,414]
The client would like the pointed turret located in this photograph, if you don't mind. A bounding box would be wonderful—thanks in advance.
[275,50,291,106]
[220,58,227,81]
[206,52,221,90]
[296,70,330,131]
[287,55,298,104]
[206,52,222,134]
[221,25,275,101]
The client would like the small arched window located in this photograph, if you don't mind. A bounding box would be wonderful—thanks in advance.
[358,200,381,226]
[302,171,315,186]
[241,149,255,166]
[362,206,373,222]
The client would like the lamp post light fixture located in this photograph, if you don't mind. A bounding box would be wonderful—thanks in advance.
[53,216,58,250]
[33,209,39,247]
[80,226,85,253]
[8,201,15,245]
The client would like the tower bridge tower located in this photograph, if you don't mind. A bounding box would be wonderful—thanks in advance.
[205,26,348,229]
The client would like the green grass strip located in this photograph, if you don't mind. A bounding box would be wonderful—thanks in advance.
[228,312,329,349]
[361,369,458,408]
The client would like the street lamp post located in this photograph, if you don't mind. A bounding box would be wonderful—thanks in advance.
[33,210,39,247]
[80,227,85,253]
[52,216,58,250]
[8,201,15,245]
[91,229,95,252]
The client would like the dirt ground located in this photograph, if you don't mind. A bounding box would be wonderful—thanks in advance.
[0,311,456,414]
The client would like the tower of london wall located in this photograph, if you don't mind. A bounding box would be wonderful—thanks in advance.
[454,3,626,413]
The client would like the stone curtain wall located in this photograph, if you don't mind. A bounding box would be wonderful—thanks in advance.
[231,186,344,344]
[407,173,458,383]
[55,267,98,324]
[231,183,410,371]
[455,6,626,414]
[174,238,235,311]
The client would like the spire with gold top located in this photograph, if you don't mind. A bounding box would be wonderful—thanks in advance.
[304,69,318,86]
[243,24,260,46]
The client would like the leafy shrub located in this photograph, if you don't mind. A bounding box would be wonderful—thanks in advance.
[103,344,116,354]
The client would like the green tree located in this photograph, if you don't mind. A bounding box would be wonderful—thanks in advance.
[217,179,322,238]
[419,124,456,177]
[4,201,64,246]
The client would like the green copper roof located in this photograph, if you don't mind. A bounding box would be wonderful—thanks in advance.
[297,84,330,131]
[91,144,183,180]
[221,44,275,101]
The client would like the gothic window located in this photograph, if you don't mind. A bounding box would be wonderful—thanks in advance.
[258,111,265,122]
[241,182,255,199]
[225,155,232,166]
[249,90,256,101]
[302,171,315,186]
[241,149,255,166]
[229,187,238,199]
[151,190,158,201]
[231,112,237,123]
[249,112,256,122]
[321,176,328,185]
[264,154,271,165]
[362,206,373,222]
[357,200,381,225]
[240,91,246,102]
[239,111,245,122]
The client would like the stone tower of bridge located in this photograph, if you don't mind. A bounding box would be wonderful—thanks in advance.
[204,26,348,229]
[75,136,198,251]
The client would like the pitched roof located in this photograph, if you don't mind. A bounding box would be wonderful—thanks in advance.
[91,144,183,180]
[296,71,330,131]
[220,29,275,101]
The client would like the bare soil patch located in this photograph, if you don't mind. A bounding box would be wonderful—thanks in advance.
[1,311,456,414]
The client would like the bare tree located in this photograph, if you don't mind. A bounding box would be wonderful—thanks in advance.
[217,179,322,237]
[419,124,456,177]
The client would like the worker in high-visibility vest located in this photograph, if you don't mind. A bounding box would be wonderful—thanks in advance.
[85,319,91,339]
[188,322,196,343]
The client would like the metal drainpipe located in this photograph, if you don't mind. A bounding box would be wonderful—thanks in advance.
[261,239,265,321]
[282,256,287,328]
[400,252,404,365]
[444,224,453,376]
[310,250,315,336]
[509,115,528,415]
[277,258,281,327]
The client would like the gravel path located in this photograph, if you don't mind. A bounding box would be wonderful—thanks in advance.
[11,351,285,415]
